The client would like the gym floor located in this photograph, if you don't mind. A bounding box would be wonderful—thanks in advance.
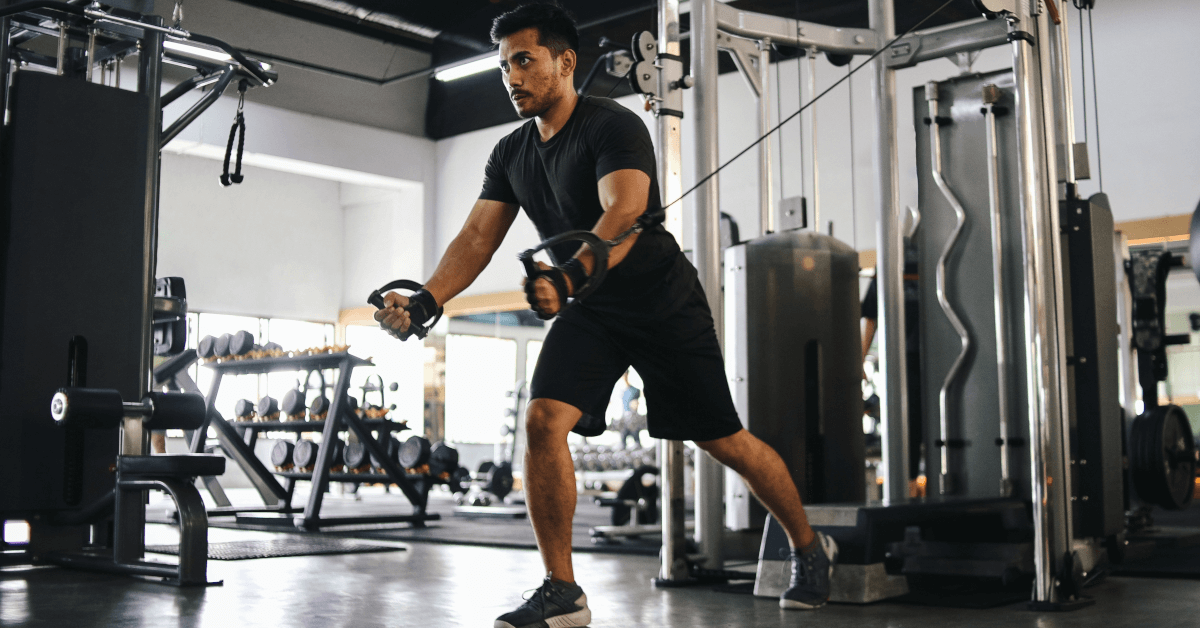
[2,521,1198,628]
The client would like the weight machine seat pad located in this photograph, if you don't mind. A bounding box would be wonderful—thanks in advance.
[118,454,225,478]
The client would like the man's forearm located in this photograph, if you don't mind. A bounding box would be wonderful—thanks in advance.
[574,207,642,276]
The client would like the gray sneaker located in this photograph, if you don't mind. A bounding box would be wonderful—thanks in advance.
[780,532,838,610]
[495,575,591,628]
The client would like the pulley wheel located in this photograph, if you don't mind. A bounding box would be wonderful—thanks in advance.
[1131,404,1197,510]
[398,436,432,469]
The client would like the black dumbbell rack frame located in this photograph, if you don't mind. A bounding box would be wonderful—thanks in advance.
[190,352,439,529]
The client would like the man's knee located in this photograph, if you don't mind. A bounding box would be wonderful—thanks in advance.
[525,399,580,445]
[695,429,755,470]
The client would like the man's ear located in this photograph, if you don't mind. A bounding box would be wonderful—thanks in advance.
[560,49,577,77]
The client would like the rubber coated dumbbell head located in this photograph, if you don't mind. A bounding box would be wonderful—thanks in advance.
[449,466,472,494]
[371,437,401,470]
[281,389,306,418]
[429,442,459,477]
[344,442,370,471]
[263,342,284,353]
[229,330,256,356]
[270,441,294,469]
[213,333,232,357]
[398,436,432,469]
[197,335,217,359]
[308,396,330,420]
[258,395,279,421]
[292,440,318,470]
[234,399,256,421]
[327,438,346,471]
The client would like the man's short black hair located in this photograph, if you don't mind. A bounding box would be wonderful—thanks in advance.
[490,2,579,58]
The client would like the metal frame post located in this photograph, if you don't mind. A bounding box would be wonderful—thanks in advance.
[691,0,725,571]
[1009,6,1072,606]
[1,18,10,144]
[869,0,910,501]
[656,0,691,584]
[757,38,774,235]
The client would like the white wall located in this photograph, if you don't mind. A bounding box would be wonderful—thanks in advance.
[340,184,424,311]
[158,153,344,321]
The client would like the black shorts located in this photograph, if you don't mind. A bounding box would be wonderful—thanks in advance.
[529,282,744,442]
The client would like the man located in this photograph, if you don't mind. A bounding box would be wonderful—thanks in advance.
[375,4,836,626]
[613,371,644,449]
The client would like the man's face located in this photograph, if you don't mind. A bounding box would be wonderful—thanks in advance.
[498,27,572,119]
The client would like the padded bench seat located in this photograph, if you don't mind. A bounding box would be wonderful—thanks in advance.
[118,454,226,478]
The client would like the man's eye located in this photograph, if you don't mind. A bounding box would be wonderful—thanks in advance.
[519,57,530,66]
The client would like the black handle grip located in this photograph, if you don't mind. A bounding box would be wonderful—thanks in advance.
[517,230,611,317]
[367,279,443,341]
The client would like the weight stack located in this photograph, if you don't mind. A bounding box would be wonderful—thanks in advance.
[723,230,866,530]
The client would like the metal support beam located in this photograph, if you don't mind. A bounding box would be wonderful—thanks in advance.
[714,1,877,55]
[691,0,724,572]
[885,18,1010,69]
[160,66,234,147]
[869,0,910,501]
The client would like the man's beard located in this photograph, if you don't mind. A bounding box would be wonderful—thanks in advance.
[513,93,552,119]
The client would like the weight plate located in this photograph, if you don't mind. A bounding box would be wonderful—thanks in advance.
[281,389,306,416]
[1131,405,1196,510]
[270,441,294,468]
[449,466,471,494]
[344,442,369,469]
[229,330,255,356]
[485,461,514,500]
[234,399,255,419]
[398,436,431,469]
[213,333,232,357]
[292,440,317,469]
[478,461,495,475]
[429,442,459,476]
[197,335,216,358]
[257,395,279,418]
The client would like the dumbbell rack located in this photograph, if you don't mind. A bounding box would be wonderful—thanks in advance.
[192,352,440,529]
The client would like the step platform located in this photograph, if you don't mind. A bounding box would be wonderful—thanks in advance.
[755,498,1033,604]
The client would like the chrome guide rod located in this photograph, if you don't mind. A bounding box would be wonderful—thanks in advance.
[869,0,910,501]
[656,0,690,584]
[983,84,1013,497]
[56,21,66,75]
[808,50,820,231]
[692,0,725,572]
[925,81,970,496]
[758,38,774,235]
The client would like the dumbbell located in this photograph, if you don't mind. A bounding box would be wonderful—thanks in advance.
[197,335,217,359]
[229,330,256,357]
[292,440,318,471]
[270,441,294,471]
[280,389,307,422]
[212,333,232,358]
[327,438,346,473]
[233,399,256,422]
[449,466,471,494]
[371,436,402,471]
[308,396,330,421]
[258,395,280,422]
[398,435,431,472]
[344,442,371,473]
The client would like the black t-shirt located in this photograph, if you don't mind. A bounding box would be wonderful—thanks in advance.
[479,96,696,321]
[862,262,920,353]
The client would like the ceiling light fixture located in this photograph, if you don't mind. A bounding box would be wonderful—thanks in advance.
[434,55,499,82]
[163,41,272,71]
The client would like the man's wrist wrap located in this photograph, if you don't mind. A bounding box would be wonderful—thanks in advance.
[560,259,589,297]
[406,289,438,328]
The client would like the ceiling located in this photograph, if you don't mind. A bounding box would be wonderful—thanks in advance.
[151,0,982,138]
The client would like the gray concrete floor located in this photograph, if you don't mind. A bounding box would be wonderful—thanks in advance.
[2,523,1199,628]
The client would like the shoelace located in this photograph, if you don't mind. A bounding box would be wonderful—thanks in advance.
[780,548,817,586]
[519,575,557,621]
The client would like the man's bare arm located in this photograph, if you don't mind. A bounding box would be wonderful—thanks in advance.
[573,168,652,279]
[376,198,518,333]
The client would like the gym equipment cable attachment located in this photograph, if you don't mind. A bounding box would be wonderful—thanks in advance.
[220,80,249,187]
[367,279,444,341]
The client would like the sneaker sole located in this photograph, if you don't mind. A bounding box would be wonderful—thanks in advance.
[779,533,840,610]
[494,607,592,628]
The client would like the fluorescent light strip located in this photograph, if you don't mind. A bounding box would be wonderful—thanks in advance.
[434,55,499,82]
[163,41,273,71]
